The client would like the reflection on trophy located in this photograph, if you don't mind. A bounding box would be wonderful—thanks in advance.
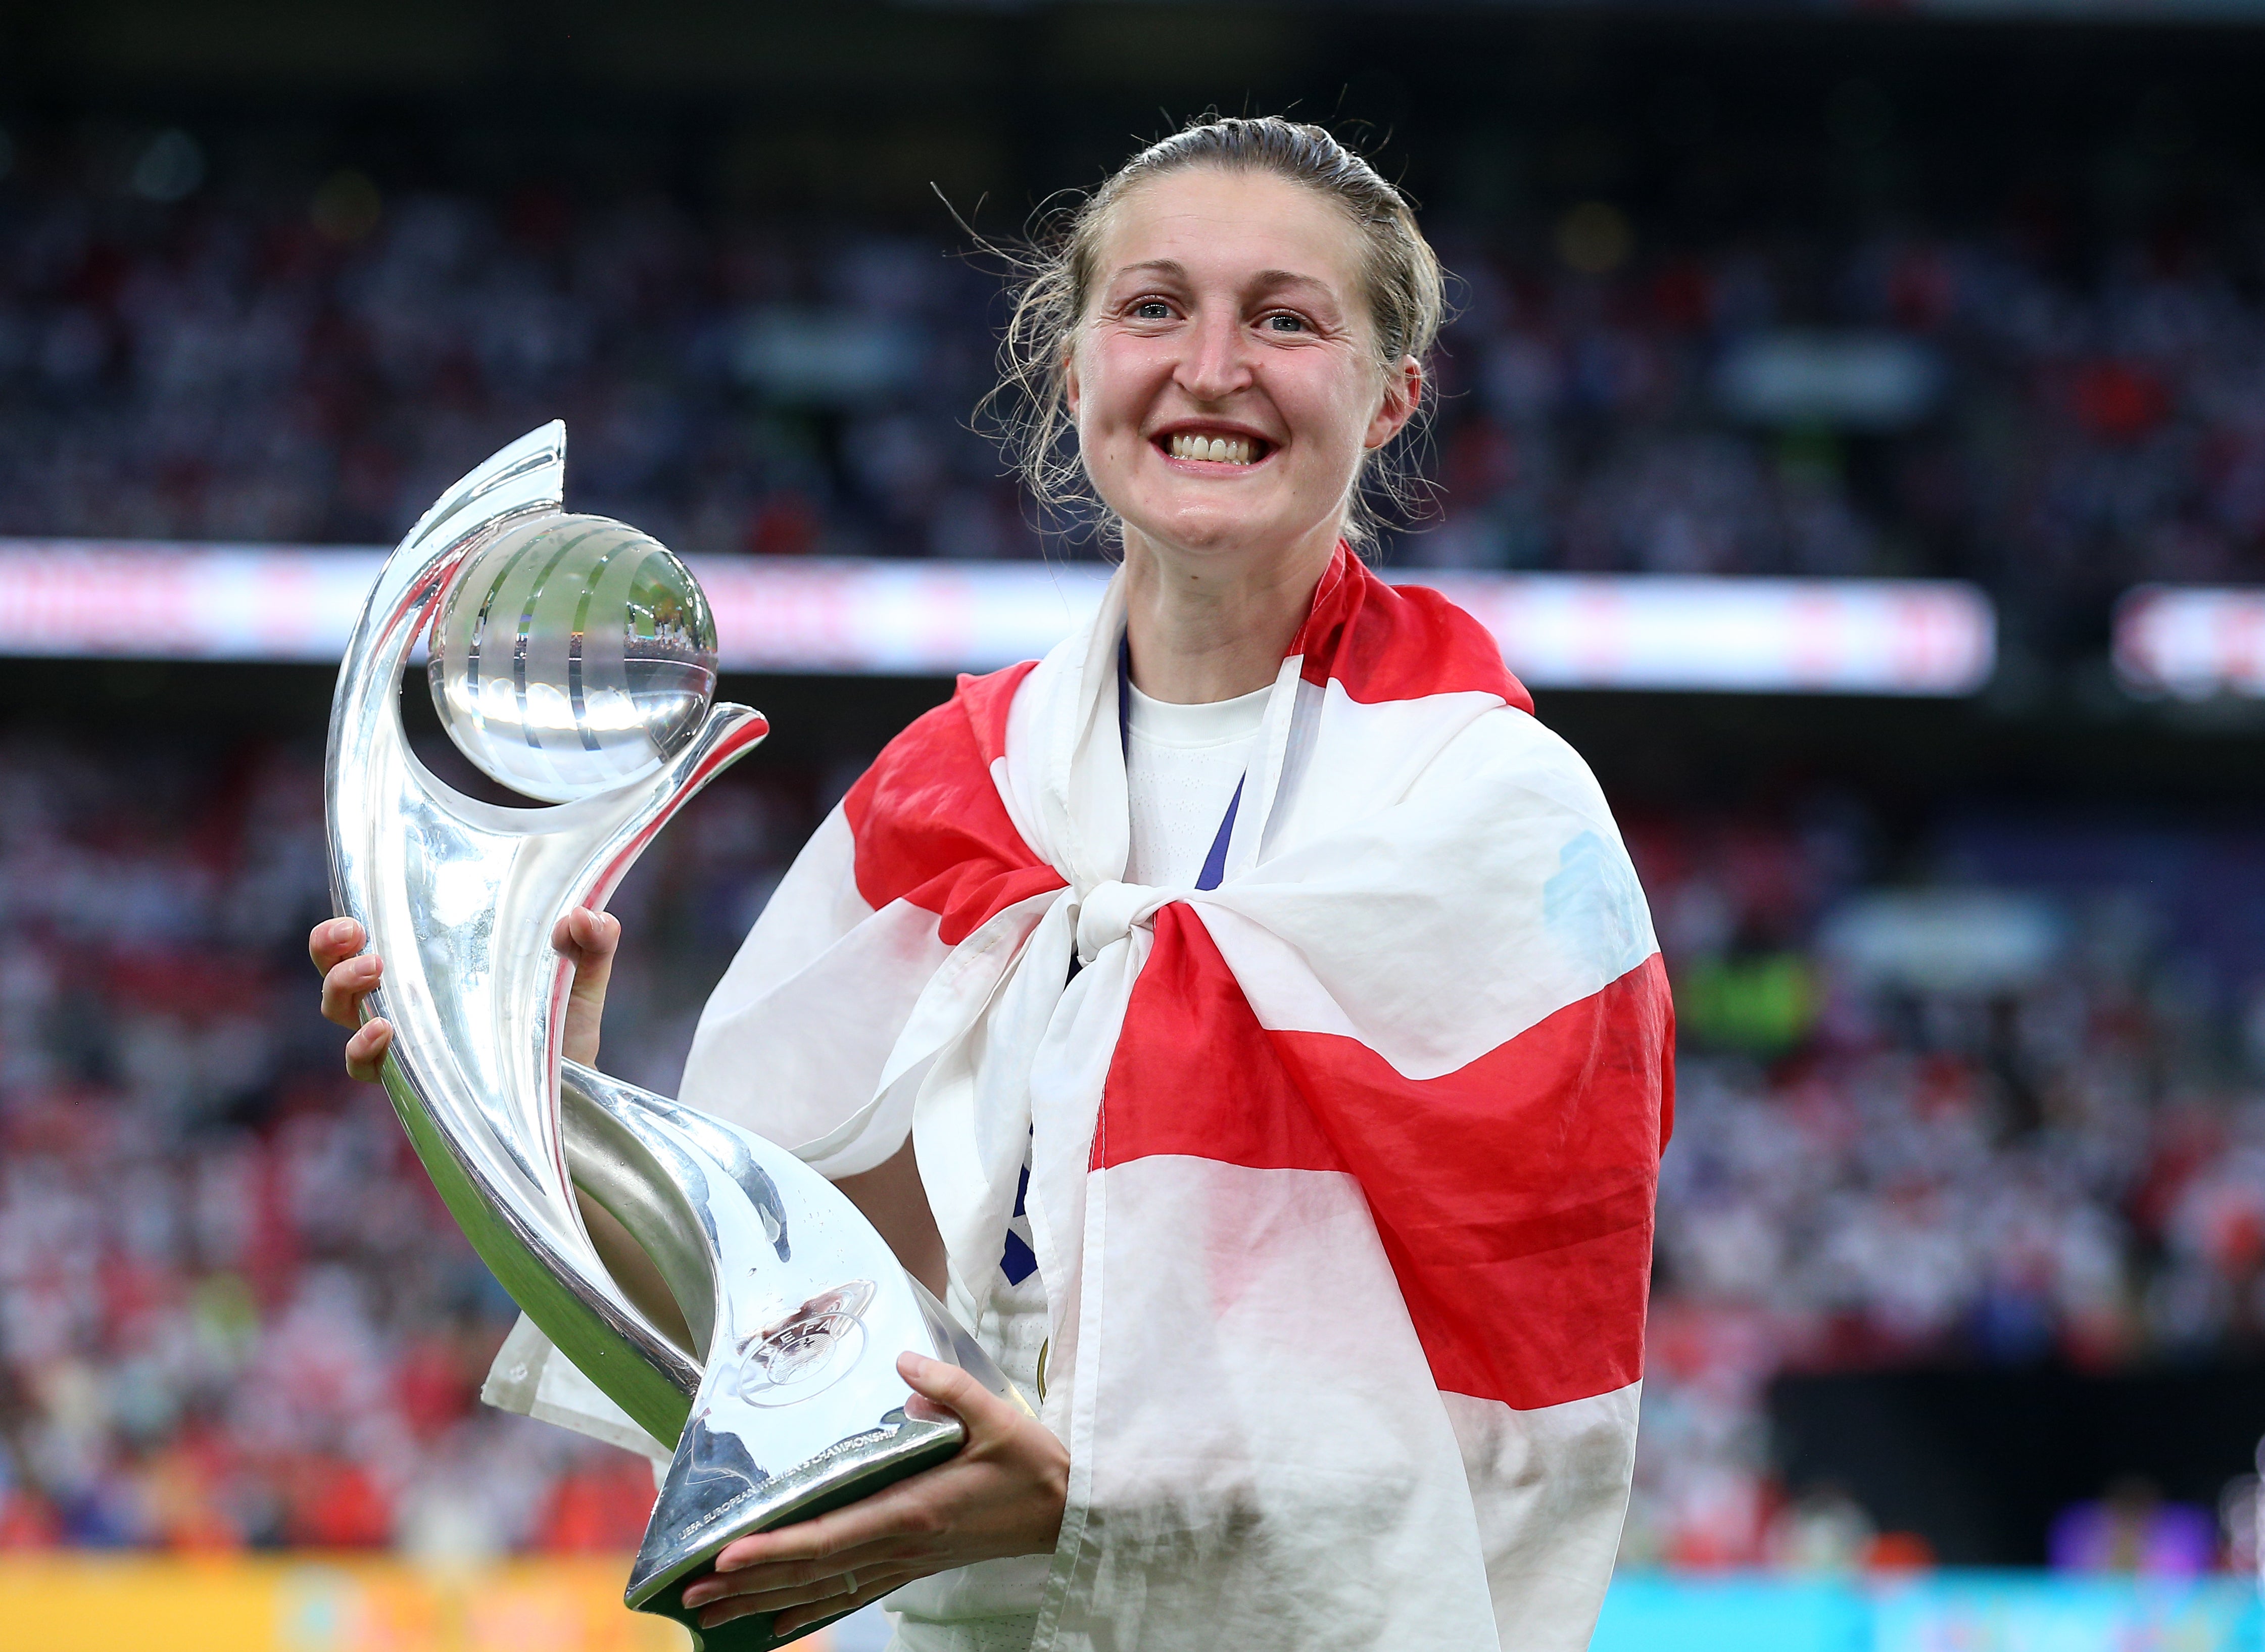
[324,423,1014,1650]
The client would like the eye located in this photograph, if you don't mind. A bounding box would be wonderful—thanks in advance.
[1131,300,1174,321]
[1263,312,1309,334]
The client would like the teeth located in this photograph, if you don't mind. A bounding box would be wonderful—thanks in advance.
[1169,433,1255,464]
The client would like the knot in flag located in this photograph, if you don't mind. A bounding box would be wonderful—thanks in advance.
[1073,880,1174,965]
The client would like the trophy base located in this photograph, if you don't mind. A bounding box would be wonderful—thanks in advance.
[627,1415,965,1651]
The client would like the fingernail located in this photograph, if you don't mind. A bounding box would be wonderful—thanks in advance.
[324,918,355,942]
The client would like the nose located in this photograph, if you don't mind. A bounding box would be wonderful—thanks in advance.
[1174,305,1253,403]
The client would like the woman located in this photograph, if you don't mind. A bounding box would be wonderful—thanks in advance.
[313,117,1674,1651]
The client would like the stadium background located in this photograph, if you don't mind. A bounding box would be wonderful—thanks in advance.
[7,1,2265,1646]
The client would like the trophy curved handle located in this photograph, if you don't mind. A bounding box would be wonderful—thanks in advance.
[329,426,1021,1652]
[325,424,766,1443]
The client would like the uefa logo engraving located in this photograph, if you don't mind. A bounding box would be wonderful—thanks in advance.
[734,1281,877,1408]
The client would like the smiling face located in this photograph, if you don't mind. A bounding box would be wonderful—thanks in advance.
[1066,167,1420,577]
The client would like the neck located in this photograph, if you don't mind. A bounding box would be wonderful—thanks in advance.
[1119,525,1337,704]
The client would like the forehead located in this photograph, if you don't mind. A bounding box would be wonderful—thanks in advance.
[1093,168,1362,303]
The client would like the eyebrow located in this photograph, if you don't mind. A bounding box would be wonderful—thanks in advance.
[1105,260,1340,302]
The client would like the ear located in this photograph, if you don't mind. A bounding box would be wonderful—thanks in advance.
[1363,355,1423,451]
[1064,340,1082,418]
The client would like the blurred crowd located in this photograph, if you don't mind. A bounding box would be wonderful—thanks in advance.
[6,126,2265,646]
[0,732,807,1556]
[1622,806,2265,1571]
[1,726,2262,1566]
[5,121,2265,1571]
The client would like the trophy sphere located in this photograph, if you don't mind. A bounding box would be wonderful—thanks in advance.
[428,513,720,803]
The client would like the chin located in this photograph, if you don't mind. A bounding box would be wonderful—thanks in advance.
[1133,515,1277,561]
[1124,493,1297,558]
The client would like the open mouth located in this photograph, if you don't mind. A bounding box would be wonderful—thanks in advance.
[1157,430,1273,467]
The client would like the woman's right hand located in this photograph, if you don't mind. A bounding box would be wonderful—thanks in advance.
[309,907,622,1082]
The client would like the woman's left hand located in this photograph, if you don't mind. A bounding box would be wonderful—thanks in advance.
[679,1351,1069,1638]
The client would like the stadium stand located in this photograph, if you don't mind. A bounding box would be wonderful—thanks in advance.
[0,719,2259,1567]
[2,125,2262,654]
[3,69,2264,1576]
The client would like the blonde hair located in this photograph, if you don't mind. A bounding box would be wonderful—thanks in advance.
[983,115,1446,548]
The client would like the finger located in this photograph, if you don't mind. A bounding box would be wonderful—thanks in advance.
[320,954,382,1029]
[711,1478,947,1576]
[345,1018,392,1083]
[770,1568,922,1638]
[690,1566,868,1619]
[702,1567,921,1634]
[308,916,363,975]
[683,1533,922,1606]
[899,1352,1016,1437]
[552,906,620,964]
[566,930,616,1001]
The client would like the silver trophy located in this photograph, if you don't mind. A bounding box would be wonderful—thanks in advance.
[325,424,1011,1649]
